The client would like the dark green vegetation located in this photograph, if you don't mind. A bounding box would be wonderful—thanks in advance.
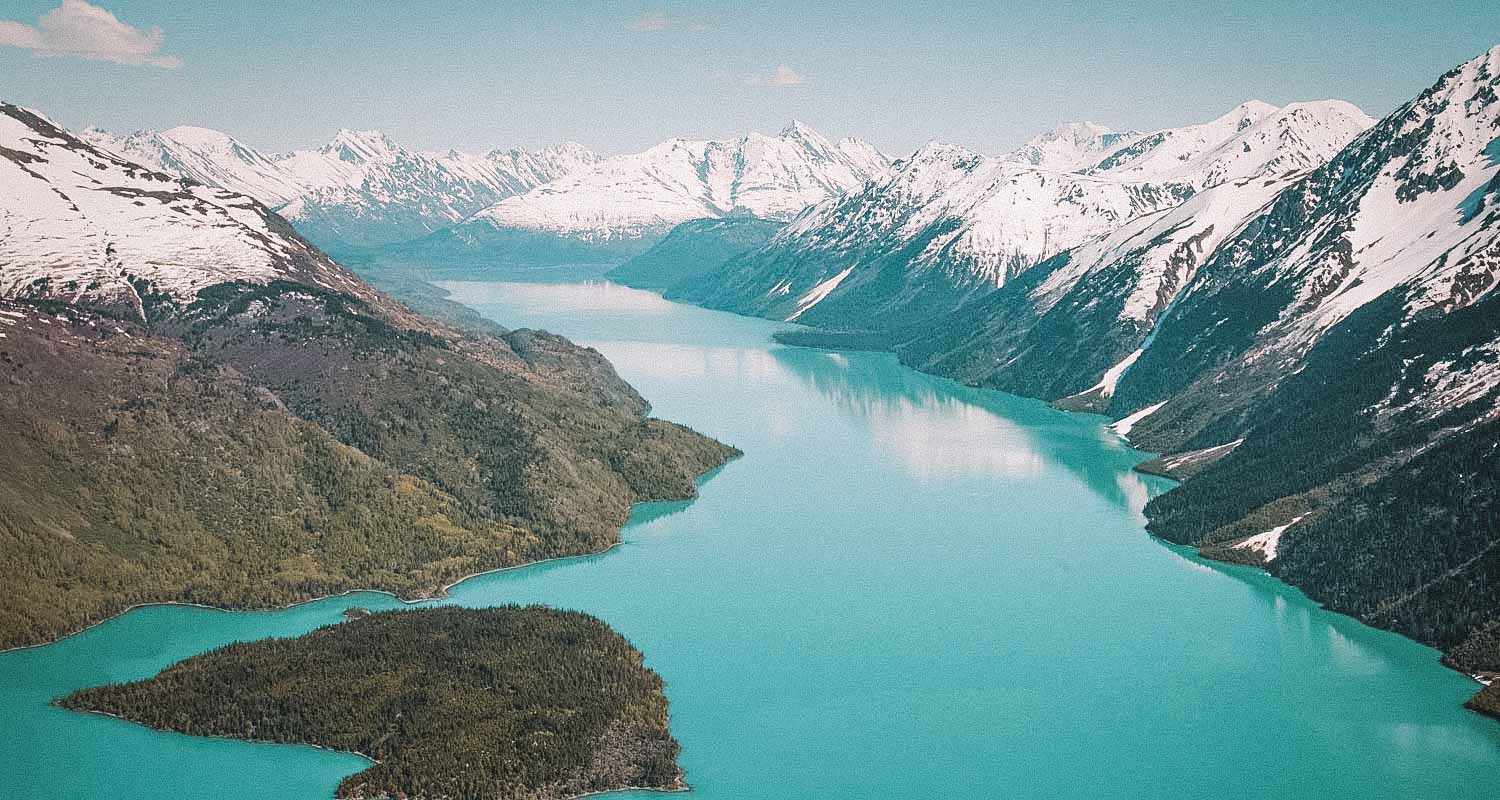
[607,217,782,291]
[61,607,683,800]
[378,222,656,273]
[0,281,735,651]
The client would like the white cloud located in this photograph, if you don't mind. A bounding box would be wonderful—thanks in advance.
[0,0,180,68]
[629,10,711,33]
[630,12,670,32]
[747,64,807,87]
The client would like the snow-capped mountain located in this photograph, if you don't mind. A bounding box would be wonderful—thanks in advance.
[1,103,364,319]
[388,122,889,267]
[82,125,597,250]
[1114,50,1500,430]
[896,168,1311,405]
[673,143,1189,326]
[1002,122,1141,171]
[678,99,1371,329]
[885,46,1500,688]
[1105,46,1500,674]
[1083,100,1375,189]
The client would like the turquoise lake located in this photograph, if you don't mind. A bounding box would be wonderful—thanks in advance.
[3,279,1499,798]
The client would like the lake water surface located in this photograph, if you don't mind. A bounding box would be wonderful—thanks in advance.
[3,279,1498,799]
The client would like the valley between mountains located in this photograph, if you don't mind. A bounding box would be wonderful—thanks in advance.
[3,37,1500,798]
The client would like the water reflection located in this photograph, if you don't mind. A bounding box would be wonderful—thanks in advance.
[454,279,679,314]
[768,346,1168,512]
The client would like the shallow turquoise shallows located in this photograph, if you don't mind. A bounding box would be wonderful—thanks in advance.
[4,280,1499,799]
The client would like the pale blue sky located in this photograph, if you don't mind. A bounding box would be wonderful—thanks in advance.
[2,0,1496,157]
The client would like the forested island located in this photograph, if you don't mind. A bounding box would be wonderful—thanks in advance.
[60,607,684,800]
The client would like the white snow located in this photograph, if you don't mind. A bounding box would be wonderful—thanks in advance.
[1110,400,1168,438]
[470,123,889,238]
[731,98,1374,320]
[1158,439,1244,472]
[0,104,359,313]
[1087,348,1143,397]
[1085,100,1373,190]
[1234,514,1307,562]
[787,266,855,321]
[1003,122,1142,171]
[81,124,600,242]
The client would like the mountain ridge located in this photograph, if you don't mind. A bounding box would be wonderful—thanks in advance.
[0,100,738,650]
[82,124,599,251]
[671,98,1372,329]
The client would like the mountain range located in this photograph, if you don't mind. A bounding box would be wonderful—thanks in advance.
[81,125,598,252]
[0,101,735,650]
[380,122,889,269]
[672,99,1375,328]
[86,118,890,272]
[750,45,1500,714]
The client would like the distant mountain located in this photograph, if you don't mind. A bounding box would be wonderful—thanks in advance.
[1084,100,1375,190]
[677,99,1372,330]
[385,122,890,269]
[1002,121,1141,171]
[606,216,784,291]
[82,125,597,251]
[0,101,735,649]
[672,143,1188,326]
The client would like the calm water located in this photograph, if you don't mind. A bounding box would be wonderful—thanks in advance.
[3,279,1498,799]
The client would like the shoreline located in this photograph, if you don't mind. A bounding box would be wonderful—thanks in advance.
[65,708,690,800]
[0,541,628,658]
[660,292,1499,694]
[0,460,739,658]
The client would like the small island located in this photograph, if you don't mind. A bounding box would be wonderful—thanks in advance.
[60,607,684,800]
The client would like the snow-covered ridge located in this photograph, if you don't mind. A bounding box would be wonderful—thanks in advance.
[82,124,599,247]
[1074,100,1376,190]
[1107,44,1500,445]
[691,98,1374,329]
[467,122,890,240]
[0,102,362,318]
[1002,122,1142,171]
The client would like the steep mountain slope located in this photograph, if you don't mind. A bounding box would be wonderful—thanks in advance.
[606,216,784,291]
[896,168,1310,408]
[82,125,597,251]
[3,106,364,317]
[1086,100,1375,190]
[0,102,736,649]
[386,123,889,268]
[675,143,1188,327]
[896,46,1500,703]
[681,101,1372,331]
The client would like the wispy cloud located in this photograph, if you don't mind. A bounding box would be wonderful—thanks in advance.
[630,12,671,32]
[0,0,180,68]
[747,64,807,87]
[628,10,711,33]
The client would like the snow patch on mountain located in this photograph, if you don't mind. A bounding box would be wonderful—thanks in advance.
[1004,122,1142,171]
[83,124,599,247]
[1234,514,1307,562]
[1,103,359,317]
[789,266,855,321]
[467,122,889,241]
